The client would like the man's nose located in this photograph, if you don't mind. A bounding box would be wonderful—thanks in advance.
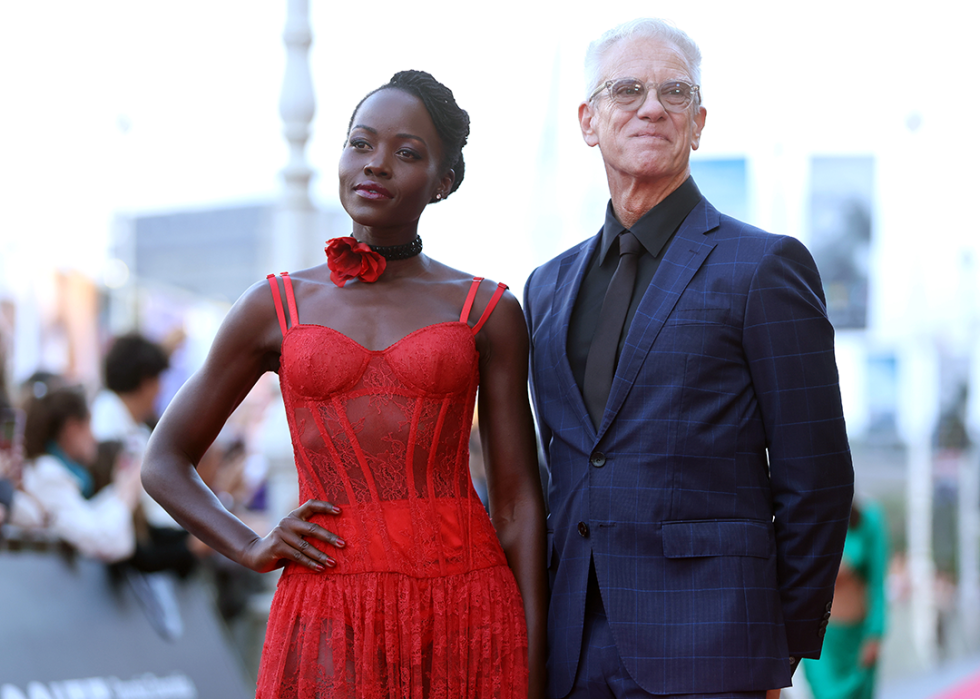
[634,88,667,119]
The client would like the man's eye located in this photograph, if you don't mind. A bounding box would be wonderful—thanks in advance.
[613,83,643,98]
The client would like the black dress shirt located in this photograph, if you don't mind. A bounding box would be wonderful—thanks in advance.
[567,177,702,393]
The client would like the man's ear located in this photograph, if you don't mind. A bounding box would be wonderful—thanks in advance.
[692,106,707,150]
[578,102,599,147]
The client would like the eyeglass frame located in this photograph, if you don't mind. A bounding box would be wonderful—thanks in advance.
[588,77,701,113]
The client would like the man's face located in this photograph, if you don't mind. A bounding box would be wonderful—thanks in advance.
[580,36,706,188]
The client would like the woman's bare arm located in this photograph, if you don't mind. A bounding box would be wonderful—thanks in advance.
[477,288,548,699]
[142,279,342,573]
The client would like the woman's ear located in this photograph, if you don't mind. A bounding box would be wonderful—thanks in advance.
[434,169,455,201]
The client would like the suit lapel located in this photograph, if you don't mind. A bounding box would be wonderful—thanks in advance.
[596,199,720,440]
[552,234,601,435]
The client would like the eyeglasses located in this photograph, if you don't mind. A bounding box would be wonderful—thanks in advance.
[588,77,700,113]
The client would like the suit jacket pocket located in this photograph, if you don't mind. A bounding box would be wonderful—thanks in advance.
[662,519,773,559]
[663,306,731,327]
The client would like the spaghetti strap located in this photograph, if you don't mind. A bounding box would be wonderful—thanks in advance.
[471,282,508,334]
[459,277,485,324]
[267,274,288,336]
[266,272,299,336]
[282,272,299,327]
[460,277,509,333]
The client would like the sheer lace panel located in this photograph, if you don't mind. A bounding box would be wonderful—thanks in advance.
[257,276,527,698]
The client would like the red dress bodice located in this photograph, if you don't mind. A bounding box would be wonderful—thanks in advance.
[256,274,528,699]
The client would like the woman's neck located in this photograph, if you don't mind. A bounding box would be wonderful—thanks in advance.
[351,223,420,248]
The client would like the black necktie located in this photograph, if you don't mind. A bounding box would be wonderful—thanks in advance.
[582,231,641,427]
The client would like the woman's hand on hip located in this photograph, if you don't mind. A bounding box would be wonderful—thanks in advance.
[241,499,344,573]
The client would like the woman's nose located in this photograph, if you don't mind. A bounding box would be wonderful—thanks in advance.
[364,149,392,177]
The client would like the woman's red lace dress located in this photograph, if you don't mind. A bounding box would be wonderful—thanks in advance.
[256,273,529,698]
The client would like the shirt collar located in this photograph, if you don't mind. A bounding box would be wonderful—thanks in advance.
[599,176,702,264]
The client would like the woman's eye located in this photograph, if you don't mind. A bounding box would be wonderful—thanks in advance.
[349,139,370,149]
[397,149,421,160]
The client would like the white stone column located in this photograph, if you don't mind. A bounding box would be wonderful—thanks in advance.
[898,340,939,668]
[273,0,317,275]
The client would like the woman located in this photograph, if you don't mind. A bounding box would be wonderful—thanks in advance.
[20,383,141,560]
[803,500,889,699]
[143,70,547,698]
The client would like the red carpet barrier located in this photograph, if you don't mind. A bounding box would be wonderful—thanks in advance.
[0,537,253,698]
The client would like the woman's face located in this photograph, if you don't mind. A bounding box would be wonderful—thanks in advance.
[60,415,97,466]
[339,89,453,231]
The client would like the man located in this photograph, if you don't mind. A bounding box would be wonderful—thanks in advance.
[524,18,854,699]
[93,333,197,577]
[92,332,169,460]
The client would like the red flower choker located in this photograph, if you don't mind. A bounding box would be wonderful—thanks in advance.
[324,235,424,287]
[325,236,386,287]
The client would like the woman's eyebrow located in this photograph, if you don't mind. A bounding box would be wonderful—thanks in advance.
[351,124,426,146]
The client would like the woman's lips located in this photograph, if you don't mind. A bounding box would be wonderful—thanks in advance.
[354,182,393,199]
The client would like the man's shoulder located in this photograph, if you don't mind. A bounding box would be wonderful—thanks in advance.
[709,209,776,242]
[703,207,811,258]
[527,236,594,286]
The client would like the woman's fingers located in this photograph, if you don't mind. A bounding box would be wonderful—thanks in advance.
[272,499,346,571]
[289,500,345,546]
[276,527,335,570]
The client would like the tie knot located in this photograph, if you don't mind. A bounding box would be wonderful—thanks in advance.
[618,231,641,257]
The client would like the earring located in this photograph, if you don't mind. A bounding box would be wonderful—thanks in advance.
[435,192,443,200]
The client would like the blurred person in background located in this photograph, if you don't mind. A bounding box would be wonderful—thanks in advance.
[1,406,45,531]
[19,381,140,561]
[0,357,44,531]
[803,500,889,699]
[91,332,169,450]
[92,332,198,577]
[143,70,546,698]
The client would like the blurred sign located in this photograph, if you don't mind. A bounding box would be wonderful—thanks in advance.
[809,155,874,330]
[0,549,252,698]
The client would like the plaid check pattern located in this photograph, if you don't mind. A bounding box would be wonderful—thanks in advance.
[524,197,853,697]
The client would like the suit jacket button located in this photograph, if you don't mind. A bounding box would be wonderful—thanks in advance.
[590,452,606,468]
[577,522,590,538]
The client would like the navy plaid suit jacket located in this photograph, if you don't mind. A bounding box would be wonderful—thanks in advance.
[524,196,854,696]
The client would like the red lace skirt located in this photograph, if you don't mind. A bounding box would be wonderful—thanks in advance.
[256,565,528,698]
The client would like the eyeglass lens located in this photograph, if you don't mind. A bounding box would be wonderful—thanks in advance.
[607,79,695,111]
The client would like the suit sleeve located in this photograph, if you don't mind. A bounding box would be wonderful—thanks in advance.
[742,235,854,659]
[523,271,553,476]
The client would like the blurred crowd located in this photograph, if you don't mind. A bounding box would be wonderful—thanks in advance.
[0,329,271,635]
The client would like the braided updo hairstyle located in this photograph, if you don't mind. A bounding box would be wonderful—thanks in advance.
[348,70,470,202]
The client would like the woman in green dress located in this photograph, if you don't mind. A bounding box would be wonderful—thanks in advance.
[804,500,889,699]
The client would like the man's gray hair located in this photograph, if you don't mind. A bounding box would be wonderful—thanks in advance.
[584,18,703,103]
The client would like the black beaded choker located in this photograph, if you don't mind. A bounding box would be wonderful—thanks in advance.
[363,234,423,261]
